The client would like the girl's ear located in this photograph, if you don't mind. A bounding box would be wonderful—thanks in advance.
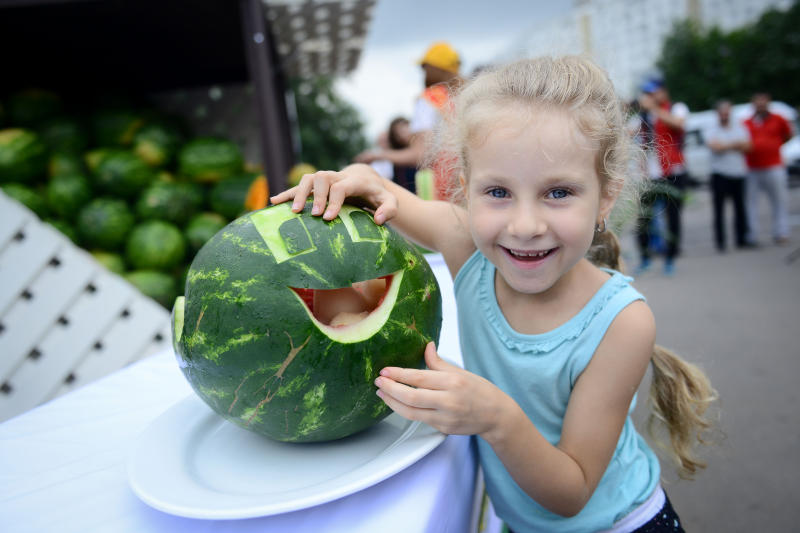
[599,180,621,219]
[458,173,468,199]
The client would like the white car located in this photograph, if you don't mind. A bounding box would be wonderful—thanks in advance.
[683,101,799,183]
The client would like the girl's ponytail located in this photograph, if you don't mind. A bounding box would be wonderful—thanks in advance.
[648,345,718,479]
[586,232,718,479]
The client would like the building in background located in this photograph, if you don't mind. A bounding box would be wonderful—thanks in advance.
[500,0,794,99]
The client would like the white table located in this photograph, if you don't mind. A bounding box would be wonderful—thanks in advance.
[0,254,494,533]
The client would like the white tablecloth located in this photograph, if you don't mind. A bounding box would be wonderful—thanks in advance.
[0,254,487,533]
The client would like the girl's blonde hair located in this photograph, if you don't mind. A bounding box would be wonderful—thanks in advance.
[433,55,717,479]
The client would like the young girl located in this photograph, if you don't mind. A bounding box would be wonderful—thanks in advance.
[271,56,716,533]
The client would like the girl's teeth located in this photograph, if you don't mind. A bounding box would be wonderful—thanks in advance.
[510,249,549,258]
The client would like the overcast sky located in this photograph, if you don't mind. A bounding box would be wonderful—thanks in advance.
[335,0,571,142]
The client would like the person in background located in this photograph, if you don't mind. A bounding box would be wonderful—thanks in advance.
[386,116,416,193]
[355,41,462,200]
[274,56,717,533]
[743,92,793,246]
[636,78,689,275]
[707,99,752,251]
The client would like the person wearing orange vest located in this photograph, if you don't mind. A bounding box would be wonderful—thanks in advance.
[355,42,462,200]
[636,78,690,276]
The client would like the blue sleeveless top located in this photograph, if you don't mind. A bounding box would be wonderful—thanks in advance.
[453,251,660,533]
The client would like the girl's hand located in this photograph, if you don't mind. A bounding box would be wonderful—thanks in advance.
[269,164,398,225]
[374,342,512,437]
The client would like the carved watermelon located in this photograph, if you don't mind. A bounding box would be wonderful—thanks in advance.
[172,202,442,442]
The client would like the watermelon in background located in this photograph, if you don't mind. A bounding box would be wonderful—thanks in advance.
[126,220,185,271]
[92,149,154,198]
[173,203,442,443]
[45,218,78,243]
[38,116,90,154]
[178,137,243,183]
[133,120,184,167]
[0,89,287,309]
[209,172,265,219]
[91,250,126,275]
[2,183,49,218]
[125,270,177,309]
[135,180,203,226]
[49,151,86,177]
[184,212,227,253]
[77,198,135,250]
[46,173,92,220]
[0,128,48,183]
[91,107,145,147]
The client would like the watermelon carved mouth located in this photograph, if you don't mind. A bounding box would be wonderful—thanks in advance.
[291,272,401,343]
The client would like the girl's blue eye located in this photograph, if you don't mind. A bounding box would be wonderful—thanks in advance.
[549,188,570,200]
[488,188,508,199]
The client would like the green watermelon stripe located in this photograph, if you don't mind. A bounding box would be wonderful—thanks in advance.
[295,262,331,286]
[200,331,263,364]
[187,267,229,284]
[221,230,272,256]
[297,383,327,437]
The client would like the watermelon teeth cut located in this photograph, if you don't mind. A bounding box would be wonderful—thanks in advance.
[291,273,401,340]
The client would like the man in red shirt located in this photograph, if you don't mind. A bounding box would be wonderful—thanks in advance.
[743,92,793,245]
[636,78,690,275]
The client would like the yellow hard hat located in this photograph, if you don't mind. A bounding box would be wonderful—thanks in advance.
[419,42,460,74]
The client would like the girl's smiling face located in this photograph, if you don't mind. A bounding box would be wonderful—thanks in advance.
[464,107,614,298]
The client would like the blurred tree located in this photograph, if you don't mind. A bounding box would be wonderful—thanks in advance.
[290,76,368,171]
[657,1,800,109]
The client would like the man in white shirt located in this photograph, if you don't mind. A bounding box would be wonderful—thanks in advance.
[706,100,752,251]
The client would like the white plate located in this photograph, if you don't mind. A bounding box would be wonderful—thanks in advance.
[128,394,445,520]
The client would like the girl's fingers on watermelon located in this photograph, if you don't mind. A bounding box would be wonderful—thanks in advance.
[371,191,398,225]
[374,374,444,410]
[375,388,434,425]
[291,171,327,212]
[269,186,297,204]
[377,367,449,392]
[311,173,334,215]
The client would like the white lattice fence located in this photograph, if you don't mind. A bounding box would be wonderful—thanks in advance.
[0,191,171,422]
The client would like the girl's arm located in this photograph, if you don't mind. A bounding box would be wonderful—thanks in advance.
[488,300,656,516]
[270,163,476,278]
[375,300,656,517]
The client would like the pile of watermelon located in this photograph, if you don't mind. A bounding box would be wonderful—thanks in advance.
[0,89,279,308]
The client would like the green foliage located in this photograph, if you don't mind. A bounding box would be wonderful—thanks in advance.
[291,76,368,171]
[657,1,800,110]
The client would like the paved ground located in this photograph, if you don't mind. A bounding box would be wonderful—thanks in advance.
[622,181,800,532]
